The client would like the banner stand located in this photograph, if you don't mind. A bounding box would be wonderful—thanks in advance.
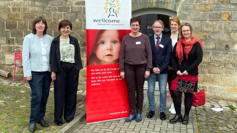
[86,0,132,124]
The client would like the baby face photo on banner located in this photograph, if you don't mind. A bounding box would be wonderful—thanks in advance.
[86,0,131,123]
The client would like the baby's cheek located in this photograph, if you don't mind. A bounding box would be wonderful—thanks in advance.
[114,51,120,58]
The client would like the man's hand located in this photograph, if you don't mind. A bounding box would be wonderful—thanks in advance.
[153,67,160,74]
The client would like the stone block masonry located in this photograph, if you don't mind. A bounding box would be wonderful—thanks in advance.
[0,0,237,100]
[177,0,237,101]
[0,0,86,90]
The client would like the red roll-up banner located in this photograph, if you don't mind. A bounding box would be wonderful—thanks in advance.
[85,0,131,123]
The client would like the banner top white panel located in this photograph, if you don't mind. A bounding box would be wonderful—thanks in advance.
[86,0,131,29]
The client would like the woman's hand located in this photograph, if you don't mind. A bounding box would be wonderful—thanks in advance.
[176,70,182,76]
[120,72,125,79]
[168,66,173,70]
[26,76,32,81]
[182,70,189,76]
[51,72,56,81]
[144,70,150,78]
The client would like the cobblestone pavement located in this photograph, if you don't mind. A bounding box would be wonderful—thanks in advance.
[194,99,237,133]
[71,90,237,133]
[72,90,197,133]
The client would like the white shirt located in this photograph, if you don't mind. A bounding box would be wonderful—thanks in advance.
[172,38,178,51]
[40,39,48,71]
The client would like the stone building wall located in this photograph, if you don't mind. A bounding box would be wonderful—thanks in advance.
[0,0,86,89]
[177,0,237,101]
[0,0,237,101]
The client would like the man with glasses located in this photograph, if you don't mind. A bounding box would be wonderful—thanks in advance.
[146,20,172,120]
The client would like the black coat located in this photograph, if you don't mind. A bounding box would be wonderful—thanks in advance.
[171,42,203,92]
[50,35,83,72]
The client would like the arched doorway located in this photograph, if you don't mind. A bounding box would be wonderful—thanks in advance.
[132,8,177,36]
[132,8,177,90]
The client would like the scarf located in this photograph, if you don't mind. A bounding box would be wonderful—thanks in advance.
[176,37,203,65]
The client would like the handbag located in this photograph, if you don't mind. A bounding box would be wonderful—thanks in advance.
[171,75,198,93]
[192,89,205,106]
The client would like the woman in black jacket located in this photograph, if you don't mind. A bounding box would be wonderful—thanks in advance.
[50,20,83,126]
[169,22,202,125]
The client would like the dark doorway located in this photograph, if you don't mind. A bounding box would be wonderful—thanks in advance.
[138,14,170,36]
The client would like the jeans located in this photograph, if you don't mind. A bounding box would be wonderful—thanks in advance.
[28,72,51,124]
[147,73,167,112]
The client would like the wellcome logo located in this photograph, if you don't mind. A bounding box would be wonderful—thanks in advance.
[92,0,123,26]
[104,0,120,18]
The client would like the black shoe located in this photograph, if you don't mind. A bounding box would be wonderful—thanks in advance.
[169,114,182,124]
[66,120,71,123]
[147,110,155,118]
[182,115,189,125]
[56,122,63,126]
[29,123,36,132]
[38,119,49,127]
[160,112,166,120]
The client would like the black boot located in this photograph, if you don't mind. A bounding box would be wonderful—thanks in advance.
[29,123,36,132]
[38,119,49,127]
[169,114,182,124]
[182,115,189,125]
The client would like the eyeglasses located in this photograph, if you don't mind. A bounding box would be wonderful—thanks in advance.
[182,30,190,33]
[153,26,163,29]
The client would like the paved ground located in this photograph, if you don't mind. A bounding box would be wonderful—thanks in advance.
[72,90,197,133]
[69,81,237,133]
[194,99,237,133]
[2,77,237,133]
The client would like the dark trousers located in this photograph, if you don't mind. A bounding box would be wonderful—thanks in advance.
[28,72,51,124]
[125,63,146,114]
[54,62,79,123]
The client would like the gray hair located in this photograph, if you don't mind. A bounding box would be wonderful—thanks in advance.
[152,20,164,28]
[179,22,193,39]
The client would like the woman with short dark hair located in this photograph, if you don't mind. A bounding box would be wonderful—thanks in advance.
[119,17,152,122]
[50,20,83,126]
[22,16,53,132]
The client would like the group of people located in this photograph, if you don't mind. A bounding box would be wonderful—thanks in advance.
[22,16,202,132]
[22,17,82,132]
[119,17,203,124]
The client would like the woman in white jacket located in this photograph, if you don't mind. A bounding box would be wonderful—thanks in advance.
[22,16,53,132]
